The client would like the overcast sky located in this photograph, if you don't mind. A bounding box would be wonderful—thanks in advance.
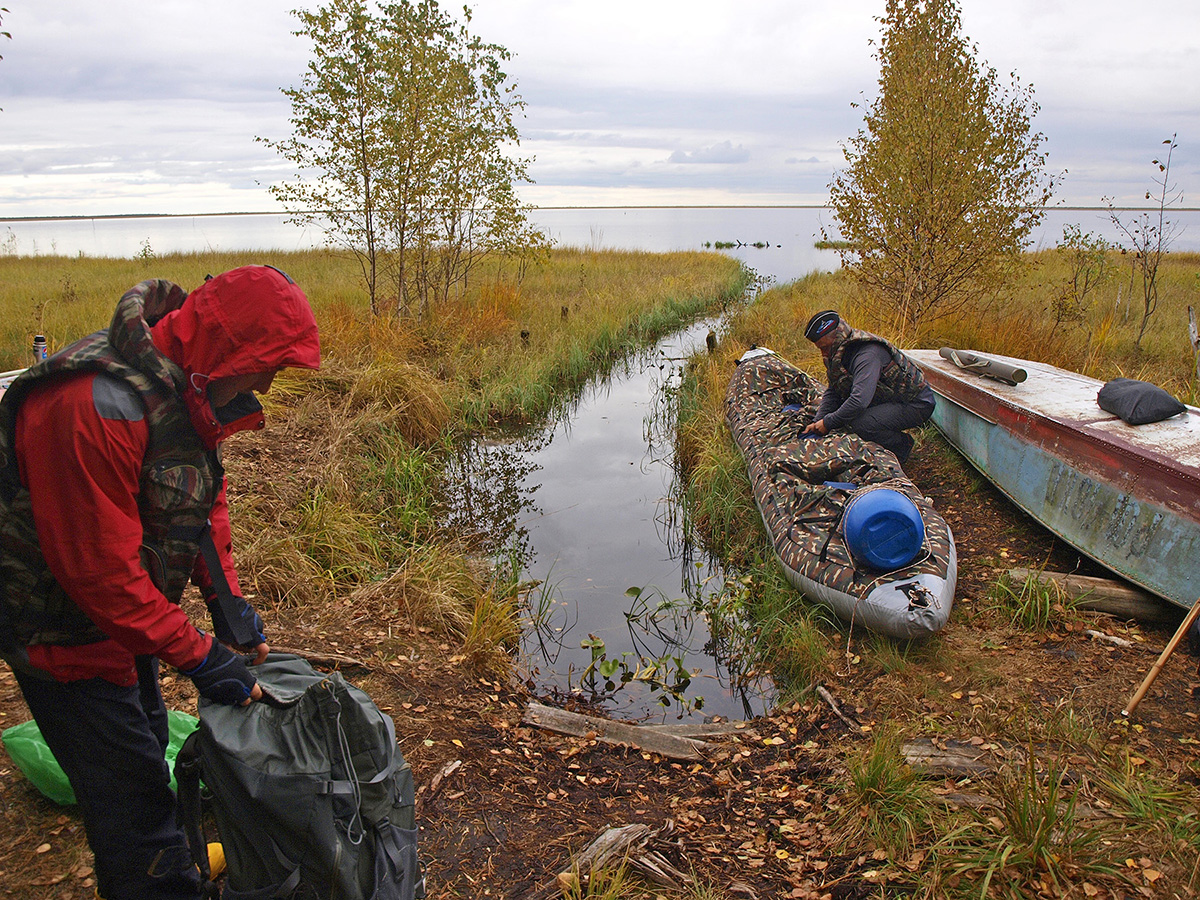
[0,0,1196,218]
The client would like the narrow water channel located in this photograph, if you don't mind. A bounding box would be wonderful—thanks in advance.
[449,318,774,722]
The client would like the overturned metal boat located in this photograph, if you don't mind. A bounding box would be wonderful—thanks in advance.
[0,369,21,401]
[725,348,956,639]
[908,348,1200,611]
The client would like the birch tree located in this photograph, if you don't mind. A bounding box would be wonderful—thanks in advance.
[829,0,1054,328]
[261,0,387,312]
[262,0,544,317]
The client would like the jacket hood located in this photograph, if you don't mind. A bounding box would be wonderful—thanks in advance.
[150,265,320,448]
[152,265,320,387]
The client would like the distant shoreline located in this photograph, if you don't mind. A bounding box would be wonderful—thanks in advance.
[4,205,1196,223]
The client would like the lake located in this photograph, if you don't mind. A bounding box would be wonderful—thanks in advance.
[5,206,1196,286]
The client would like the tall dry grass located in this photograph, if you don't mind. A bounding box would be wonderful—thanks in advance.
[673,249,1200,897]
[0,246,746,658]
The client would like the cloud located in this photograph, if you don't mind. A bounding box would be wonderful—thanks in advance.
[1,0,1198,215]
[668,141,751,165]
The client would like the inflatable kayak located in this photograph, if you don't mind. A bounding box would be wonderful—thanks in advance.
[725,348,956,639]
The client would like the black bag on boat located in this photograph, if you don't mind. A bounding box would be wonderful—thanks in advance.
[1097,377,1186,425]
[175,653,424,900]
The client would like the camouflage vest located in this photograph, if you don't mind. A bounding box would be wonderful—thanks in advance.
[0,280,220,647]
[824,326,927,407]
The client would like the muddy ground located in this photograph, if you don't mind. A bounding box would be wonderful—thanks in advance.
[2,426,1199,899]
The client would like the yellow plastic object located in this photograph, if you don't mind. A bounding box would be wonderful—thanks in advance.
[207,841,227,879]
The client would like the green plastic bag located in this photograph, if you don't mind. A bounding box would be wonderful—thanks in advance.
[1,710,199,805]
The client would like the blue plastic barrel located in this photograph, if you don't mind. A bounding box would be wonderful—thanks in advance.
[841,488,925,571]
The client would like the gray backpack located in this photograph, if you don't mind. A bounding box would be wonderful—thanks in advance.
[176,653,424,900]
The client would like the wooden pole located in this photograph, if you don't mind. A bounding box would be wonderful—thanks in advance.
[1123,599,1200,717]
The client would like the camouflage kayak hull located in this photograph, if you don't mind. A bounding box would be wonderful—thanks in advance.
[909,348,1200,611]
[725,349,956,639]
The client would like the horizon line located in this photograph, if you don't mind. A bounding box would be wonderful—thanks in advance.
[3,204,1197,224]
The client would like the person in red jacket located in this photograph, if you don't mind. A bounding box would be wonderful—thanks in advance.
[0,265,320,900]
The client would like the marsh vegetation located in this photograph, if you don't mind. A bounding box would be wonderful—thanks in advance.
[673,247,1200,898]
[4,241,1200,897]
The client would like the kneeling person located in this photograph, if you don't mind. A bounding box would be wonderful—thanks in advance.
[801,309,934,464]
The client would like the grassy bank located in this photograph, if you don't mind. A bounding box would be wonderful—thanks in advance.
[674,250,1200,897]
[0,247,749,667]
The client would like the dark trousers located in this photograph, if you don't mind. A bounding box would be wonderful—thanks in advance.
[15,656,203,900]
[848,396,936,463]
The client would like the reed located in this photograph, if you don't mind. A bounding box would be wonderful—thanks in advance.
[1099,757,1200,869]
[988,570,1079,631]
[839,726,933,858]
[928,754,1122,899]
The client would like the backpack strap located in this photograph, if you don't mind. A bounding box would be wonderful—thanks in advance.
[198,522,263,647]
[219,843,301,900]
[174,730,221,900]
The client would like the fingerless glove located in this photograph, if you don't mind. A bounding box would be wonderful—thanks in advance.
[182,640,256,706]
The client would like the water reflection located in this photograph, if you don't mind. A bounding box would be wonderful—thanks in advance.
[447,319,774,721]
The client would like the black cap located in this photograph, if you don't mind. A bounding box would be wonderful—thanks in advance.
[804,310,841,342]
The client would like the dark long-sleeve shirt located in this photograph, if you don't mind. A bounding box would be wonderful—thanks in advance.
[816,342,892,431]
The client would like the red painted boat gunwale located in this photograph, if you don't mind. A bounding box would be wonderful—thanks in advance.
[916,360,1200,519]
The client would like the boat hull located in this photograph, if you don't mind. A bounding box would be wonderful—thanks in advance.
[909,349,1200,610]
[726,349,956,639]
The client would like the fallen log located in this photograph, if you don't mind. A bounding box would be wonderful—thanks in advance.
[933,790,1114,820]
[902,738,1023,779]
[644,720,758,740]
[1007,568,1179,625]
[522,702,707,761]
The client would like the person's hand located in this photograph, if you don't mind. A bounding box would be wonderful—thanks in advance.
[182,640,258,706]
[802,418,828,436]
[248,641,269,666]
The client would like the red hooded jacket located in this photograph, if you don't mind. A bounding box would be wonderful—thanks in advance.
[14,266,319,685]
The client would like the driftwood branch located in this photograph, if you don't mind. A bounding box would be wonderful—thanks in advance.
[522,702,709,760]
[1007,568,1178,625]
[1084,629,1136,649]
[814,684,863,732]
[902,738,1024,778]
[523,821,691,899]
[268,645,371,672]
[415,759,462,813]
